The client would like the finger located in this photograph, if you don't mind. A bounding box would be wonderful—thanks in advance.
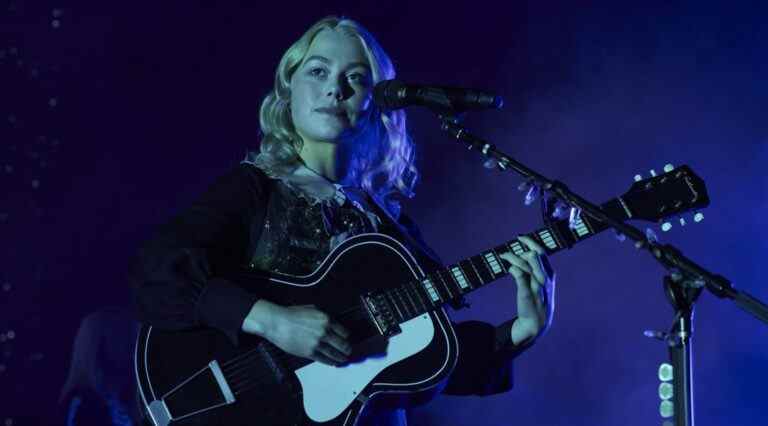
[312,350,344,367]
[323,330,353,357]
[513,258,546,312]
[520,251,546,286]
[512,265,537,301]
[519,235,555,280]
[317,341,349,365]
[515,265,543,319]
[329,321,351,339]
[498,252,532,275]
[518,235,545,255]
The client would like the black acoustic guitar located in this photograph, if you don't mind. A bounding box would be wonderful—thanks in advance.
[135,165,709,425]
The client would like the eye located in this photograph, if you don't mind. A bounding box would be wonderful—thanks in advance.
[348,72,370,85]
[309,67,327,78]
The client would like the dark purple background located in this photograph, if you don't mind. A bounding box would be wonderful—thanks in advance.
[3,1,766,424]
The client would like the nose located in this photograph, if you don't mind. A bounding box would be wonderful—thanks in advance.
[325,77,349,101]
[326,84,343,100]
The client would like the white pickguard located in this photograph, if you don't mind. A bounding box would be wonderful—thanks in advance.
[295,314,435,423]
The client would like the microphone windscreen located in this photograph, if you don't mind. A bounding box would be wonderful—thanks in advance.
[373,79,406,111]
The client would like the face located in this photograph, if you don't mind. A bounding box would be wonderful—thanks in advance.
[289,29,373,145]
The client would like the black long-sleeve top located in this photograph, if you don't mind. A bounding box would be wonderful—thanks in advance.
[129,161,531,403]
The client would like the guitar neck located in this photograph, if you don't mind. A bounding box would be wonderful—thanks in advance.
[383,197,630,322]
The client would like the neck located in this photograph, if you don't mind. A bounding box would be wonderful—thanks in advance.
[299,140,340,182]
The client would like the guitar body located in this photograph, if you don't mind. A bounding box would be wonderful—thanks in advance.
[135,233,459,426]
[135,164,711,425]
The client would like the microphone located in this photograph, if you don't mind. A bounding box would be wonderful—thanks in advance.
[373,79,504,114]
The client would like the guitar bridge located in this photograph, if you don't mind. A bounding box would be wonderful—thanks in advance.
[361,291,402,337]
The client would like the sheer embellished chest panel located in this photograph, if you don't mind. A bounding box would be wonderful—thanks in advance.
[248,180,381,277]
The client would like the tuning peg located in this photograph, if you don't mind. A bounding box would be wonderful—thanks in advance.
[483,159,498,169]
[646,227,659,243]
[634,174,643,182]
[524,185,539,206]
[552,201,569,220]
[568,207,583,230]
[661,222,672,232]
[517,179,532,191]
[650,169,657,177]
[679,217,686,226]
[644,329,669,342]
[663,164,674,173]
[614,230,626,242]
[693,212,704,223]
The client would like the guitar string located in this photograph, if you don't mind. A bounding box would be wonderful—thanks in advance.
[216,280,439,396]
[222,279,444,393]
[220,279,431,373]
[170,225,590,401]
[227,266,519,396]
[220,306,374,393]
[226,267,510,395]
[220,305,369,371]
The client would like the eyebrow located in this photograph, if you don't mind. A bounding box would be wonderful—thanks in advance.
[303,55,370,71]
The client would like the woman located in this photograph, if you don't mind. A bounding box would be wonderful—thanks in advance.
[130,15,555,426]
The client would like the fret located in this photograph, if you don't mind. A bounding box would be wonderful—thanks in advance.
[581,214,597,235]
[483,251,503,275]
[570,214,591,238]
[491,246,513,275]
[449,265,471,292]
[543,222,567,253]
[470,254,496,283]
[508,240,525,256]
[444,267,467,296]
[420,276,443,304]
[369,196,630,320]
[537,228,559,250]
[460,258,485,287]
[433,270,456,300]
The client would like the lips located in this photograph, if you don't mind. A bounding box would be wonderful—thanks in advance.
[315,107,346,117]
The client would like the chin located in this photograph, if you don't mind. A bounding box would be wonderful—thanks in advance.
[307,128,350,143]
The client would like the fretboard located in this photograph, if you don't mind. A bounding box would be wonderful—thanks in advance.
[382,197,628,322]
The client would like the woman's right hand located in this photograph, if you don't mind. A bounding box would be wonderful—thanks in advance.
[242,300,352,366]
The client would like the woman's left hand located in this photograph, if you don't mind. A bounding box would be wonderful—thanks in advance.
[498,235,556,346]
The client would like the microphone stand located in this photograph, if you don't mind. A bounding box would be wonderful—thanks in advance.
[435,114,768,426]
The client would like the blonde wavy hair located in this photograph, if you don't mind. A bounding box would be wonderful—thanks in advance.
[245,15,417,219]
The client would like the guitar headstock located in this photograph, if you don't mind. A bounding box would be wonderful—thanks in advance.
[622,164,709,229]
